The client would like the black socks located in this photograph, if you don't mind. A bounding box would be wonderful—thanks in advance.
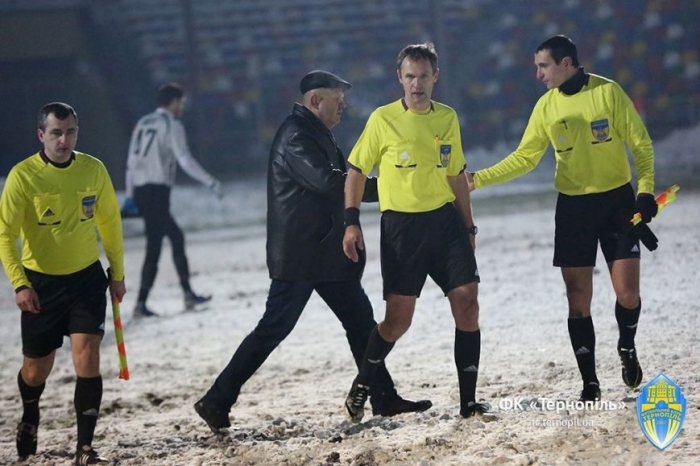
[616,300,641,349]
[19,371,104,450]
[356,326,395,386]
[455,328,481,407]
[18,371,45,426]
[568,317,599,386]
[74,376,103,449]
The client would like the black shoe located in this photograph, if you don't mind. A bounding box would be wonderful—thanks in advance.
[460,401,492,418]
[194,397,230,432]
[618,346,643,388]
[344,383,370,423]
[16,422,37,458]
[579,382,601,402]
[372,395,432,417]
[185,291,212,310]
[74,445,108,465]
[133,301,158,318]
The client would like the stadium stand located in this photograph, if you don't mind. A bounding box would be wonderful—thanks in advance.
[2,0,699,179]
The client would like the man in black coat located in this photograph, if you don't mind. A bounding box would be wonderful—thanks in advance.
[194,71,431,431]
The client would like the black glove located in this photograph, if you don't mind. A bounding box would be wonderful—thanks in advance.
[635,193,658,224]
[631,223,658,251]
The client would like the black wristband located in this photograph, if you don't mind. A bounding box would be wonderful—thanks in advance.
[344,207,361,228]
[14,285,29,294]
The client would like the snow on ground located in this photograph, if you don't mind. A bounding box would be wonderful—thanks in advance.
[0,176,698,465]
[0,124,698,464]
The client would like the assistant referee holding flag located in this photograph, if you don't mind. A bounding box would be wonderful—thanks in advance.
[0,102,126,464]
[467,35,657,402]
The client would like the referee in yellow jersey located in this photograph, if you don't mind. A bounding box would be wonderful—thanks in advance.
[0,102,125,464]
[468,36,657,402]
[342,43,490,422]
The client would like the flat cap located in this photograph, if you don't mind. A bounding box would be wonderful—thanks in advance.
[299,70,352,94]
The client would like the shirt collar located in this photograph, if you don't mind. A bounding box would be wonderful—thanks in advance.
[401,98,434,113]
[558,67,589,96]
[40,150,75,168]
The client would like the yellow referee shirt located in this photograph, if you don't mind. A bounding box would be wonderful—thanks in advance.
[348,99,466,213]
[0,151,125,289]
[474,73,655,195]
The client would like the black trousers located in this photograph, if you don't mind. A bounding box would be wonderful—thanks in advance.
[134,184,189,300]
[204,278,396,410]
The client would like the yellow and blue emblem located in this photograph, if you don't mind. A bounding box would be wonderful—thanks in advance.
[82,195,96,219]
[590,119,610,143]
[636,373,687,450]
[440,144,451,167]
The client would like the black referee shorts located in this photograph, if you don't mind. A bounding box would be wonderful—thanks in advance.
[554,183,640,267]
[380,203,479,298]
[21,260,109,358]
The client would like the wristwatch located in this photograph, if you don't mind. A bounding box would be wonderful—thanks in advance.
[467,225,478,235]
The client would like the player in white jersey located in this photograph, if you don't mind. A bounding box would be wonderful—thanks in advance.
[124,82,221,317]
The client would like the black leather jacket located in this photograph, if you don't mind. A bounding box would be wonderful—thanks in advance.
[266,103,377,281]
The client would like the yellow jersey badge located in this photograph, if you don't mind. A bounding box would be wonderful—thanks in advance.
[439,145,451,167]
[81,195,96,220]
[590,119,611,143]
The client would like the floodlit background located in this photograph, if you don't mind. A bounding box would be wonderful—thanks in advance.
[1,0,699,190]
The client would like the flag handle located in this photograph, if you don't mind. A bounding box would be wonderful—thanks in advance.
[111,297,130,380]
[631,185,680,226]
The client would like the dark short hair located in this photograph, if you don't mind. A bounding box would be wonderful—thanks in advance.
[38,102,78,130]
[536,35,579,67]
[396,42,439,74]
[157,82,185,107]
